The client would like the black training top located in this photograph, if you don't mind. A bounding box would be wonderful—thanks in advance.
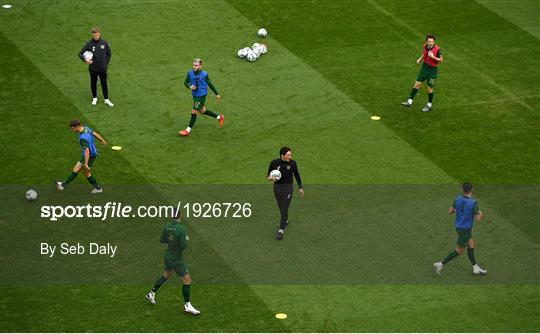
[79,38,111,72]
[267,159,303,188]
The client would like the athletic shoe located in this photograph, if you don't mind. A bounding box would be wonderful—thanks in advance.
[91,98,97,106]
[473,264,487,275]
[218,114,224,128]
[184,302,200,315]
[104,99,114,107]
[401,101,412,107]
[433,261,444,275]
[145,291,156,305]
[422,105,432,112]
[276,229,284,240]
[179,129,190,136]
[55,181,64,191]
[91,187,103,194]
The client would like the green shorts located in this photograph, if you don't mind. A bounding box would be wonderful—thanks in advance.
[456,228,472,247]
[78,155,96,168]
[192,95,206,111]
[416,66,438,87]
[164,258,189,277]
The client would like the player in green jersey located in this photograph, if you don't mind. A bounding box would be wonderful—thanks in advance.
[145,212,200,315]
[401,35,443,112]
[55,119,106,193]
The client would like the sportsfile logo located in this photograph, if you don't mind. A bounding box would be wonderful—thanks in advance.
[40,202,180,221]
[40,202,252,221]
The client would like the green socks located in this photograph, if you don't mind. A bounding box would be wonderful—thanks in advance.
[152,275,168,292]
[86,175,100,189]
[189,114,197,128]
[182,284,191,303]
[428,92,434,103]
[442,250,460,264]
[409,88,418,99]
[467,248,476,265]
[204,109,219,118]
[63,172,78,186]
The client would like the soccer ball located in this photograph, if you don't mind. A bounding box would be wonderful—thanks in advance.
[252,47,262,57]
[83,51,93,61]
[257,28,268,37]
[258,43,268,55]
[25,189,37,201]
[269,169,281,180]
[237,48,248,58]
[251,42,260,50]
[246,51,258,62]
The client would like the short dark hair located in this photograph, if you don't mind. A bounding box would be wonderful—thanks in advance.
[425,34,436,41]
[69,119,81,128]
[462,182,473,193]
[279,146,291,157]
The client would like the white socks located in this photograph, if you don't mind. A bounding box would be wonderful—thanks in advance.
[407,98,413,104]
[186,127,192,132]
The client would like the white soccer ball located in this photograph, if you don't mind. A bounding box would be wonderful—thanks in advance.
[83,51,93,61]
[237,48,248,58]
[251,42,260,50]
[252,47,262,57]
[258,43,268,55]
[246,51,258,62]
[257,28,268,38]
[269,169,281,181]
[25,189,37,201]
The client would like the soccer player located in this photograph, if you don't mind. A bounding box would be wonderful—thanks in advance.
[401,34,443,112]
[55,119,105,193]
[178,58,224,136]
[267,146,304,240]
[434,182,487,275]
[145,212,200,315]
[78,27,114,107]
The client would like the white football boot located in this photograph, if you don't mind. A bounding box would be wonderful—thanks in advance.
[433,261,444,275]
[145,291,156,305]
[184,302,200,315]
[91,187,103,194]
[55,181,64,191]
[473,264,487,275]
[104,99,114,107]
[91,97,98,106]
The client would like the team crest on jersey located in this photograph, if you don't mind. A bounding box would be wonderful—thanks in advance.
[286,165,291,170]
[100,44,105,49]
[92,46,95,51]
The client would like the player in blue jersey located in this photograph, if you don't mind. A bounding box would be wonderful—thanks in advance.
[56,119,106,193]
[179,58,224,136]
[434,182,487,275]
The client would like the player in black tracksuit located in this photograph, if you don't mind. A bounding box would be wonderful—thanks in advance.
[267,146,304,240]
[78,27,113,106]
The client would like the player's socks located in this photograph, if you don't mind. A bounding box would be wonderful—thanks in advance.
[467,247,476,265]
[442,250,460,264]
[63,172,78,186]
[152,275,168,292]
[428,92,434,103]
[188,114,197,128]
[204,109,219,118]
[182,284,191,303]
[86,175,100,189]
[409,88,418,100]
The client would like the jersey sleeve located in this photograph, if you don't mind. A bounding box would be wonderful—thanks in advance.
[437,49,442,58]
[267,160,277,176]
[184,73,191,89]
[473,202,480,215]
[178,228,189,251]
[206,76,219,95]
[106,42,111,63]
[80,139,89,149]
[293,161,303,188]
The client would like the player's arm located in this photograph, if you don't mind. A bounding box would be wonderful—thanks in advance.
[206,76,221,102]
[79,41,92,64]
[179,230,189,250]
[267,161,277,181]
[428,49,443,62]
[92,131,106,145]
[106,42,111,64]
[293,161,304,196]
[416,53,423,64]
[82,147,90,171]
[473,202,483,222]
[184,73,192,89]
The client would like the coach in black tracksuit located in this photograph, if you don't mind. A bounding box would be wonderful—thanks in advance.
[267,146,304,240]
[79,27,113,106]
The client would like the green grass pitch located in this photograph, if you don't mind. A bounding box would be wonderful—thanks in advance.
[1,0,539,332]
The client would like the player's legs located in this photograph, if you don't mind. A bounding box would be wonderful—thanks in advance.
[468,238,487,275]
[402,80,423,107]
[179,98,204,136]
[180,271,200,314]
[82,157,102,192]
[434,229,468,274]
[274,187,293,239]
[146,269,173,305]
[200,105,224,127]
[422,79,436,112]
[98,72,108,100]
[57,161,83,190]
[89,70,98,99]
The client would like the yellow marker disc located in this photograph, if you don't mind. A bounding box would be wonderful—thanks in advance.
[370,116,381,121]
[275,313,287,320]
[111,146,122,151]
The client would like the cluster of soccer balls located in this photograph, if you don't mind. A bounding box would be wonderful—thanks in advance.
[237,28,268,62]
